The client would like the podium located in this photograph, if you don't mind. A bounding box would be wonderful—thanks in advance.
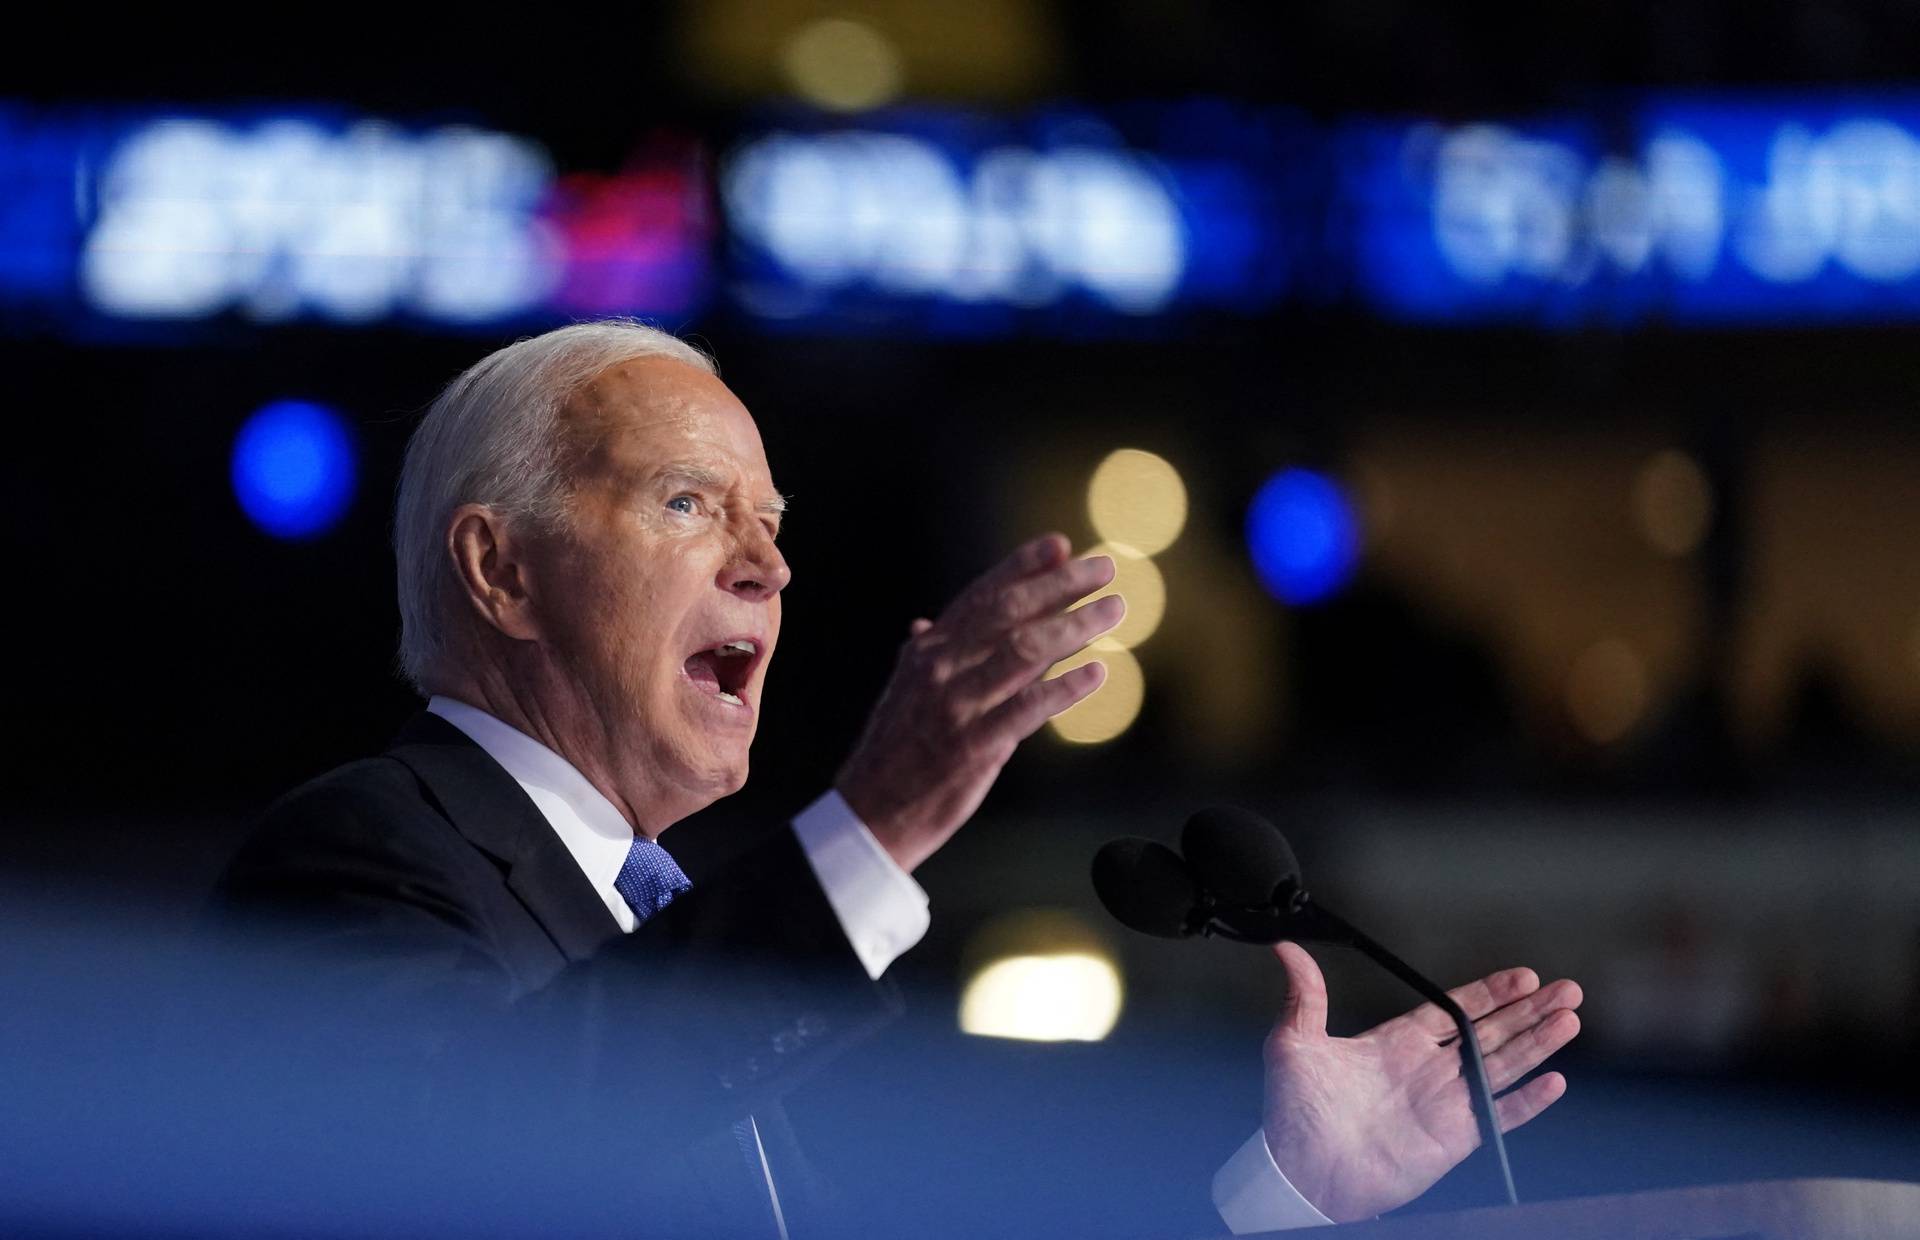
[1240,1179,1920,1239]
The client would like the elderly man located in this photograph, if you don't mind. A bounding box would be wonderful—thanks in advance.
[217,320,1581,1236]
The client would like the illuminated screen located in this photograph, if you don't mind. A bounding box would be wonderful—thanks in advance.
[1641,94,1920,321]
[14,93,1920,336]
[1337,118,1613,325]
[0,103,711,335]
[720,102,1309,334]
[1335,93,1920,324]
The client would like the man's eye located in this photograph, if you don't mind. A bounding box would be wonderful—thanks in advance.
[666,495,699,515]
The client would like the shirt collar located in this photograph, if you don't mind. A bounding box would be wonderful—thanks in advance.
[426,695,641,932]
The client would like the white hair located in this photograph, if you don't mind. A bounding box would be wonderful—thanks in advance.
[393,318,717,693]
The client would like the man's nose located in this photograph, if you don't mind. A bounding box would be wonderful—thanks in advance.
[719,525,791,601]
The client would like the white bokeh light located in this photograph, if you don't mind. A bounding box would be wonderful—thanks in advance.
[958,952,1124,1043]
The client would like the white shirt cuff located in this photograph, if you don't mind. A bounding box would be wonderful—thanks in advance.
[1213,1129,1335,1233]
[792,790,931,981]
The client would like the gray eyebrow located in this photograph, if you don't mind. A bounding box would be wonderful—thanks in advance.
[657,464,729,491]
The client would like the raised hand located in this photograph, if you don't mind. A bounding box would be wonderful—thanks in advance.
[835,533,1123,872]
[1261,942,1582,1223]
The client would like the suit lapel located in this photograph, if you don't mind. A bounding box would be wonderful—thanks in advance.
[386,712,624,963]
[386,715,789,1237]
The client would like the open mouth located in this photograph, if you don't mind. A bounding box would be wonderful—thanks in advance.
[683,638,760,708]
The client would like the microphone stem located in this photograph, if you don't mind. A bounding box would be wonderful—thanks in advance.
[1290,900,1520,1207]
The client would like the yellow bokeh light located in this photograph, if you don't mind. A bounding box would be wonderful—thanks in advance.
[778,17,905,113]
[1631,449,1715,557]
[958,952,1124,1042]
[1566,638,1649,745]
[1081,542,1165,648]
[1046,641,1144,744]
[1087,448,1187,556]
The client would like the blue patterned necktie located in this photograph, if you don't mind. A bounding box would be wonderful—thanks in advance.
[612,836,789,1239]
[613,835,691,924]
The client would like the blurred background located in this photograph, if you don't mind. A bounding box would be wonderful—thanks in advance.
[5,2,1920,1233]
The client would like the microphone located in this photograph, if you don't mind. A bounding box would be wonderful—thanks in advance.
[1181,805,1300,909]
[1091,807,1520,1208]
[1089,838,1205,939]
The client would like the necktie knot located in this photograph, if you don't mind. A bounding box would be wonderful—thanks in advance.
[614,835,691,924]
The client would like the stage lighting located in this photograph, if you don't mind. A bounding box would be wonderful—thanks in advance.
[958,910,1123,1043]
[1246,468,1360,605]
[958,953,1123,1042]
[230,400,357,540]
[1087,447,1186,555]
[780,17,904,112]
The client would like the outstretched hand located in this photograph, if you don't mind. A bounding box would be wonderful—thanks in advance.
[835,533,1123,872]
[1261,942,1583,1223]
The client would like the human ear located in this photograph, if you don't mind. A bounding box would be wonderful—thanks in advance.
[446,504,544,643]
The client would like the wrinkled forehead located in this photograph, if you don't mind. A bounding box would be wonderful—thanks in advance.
[559,355,773,487]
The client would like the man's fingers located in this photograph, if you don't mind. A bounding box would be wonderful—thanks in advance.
[948,594,1126,708]
[1466,979,1584,1057]
[943,534,1072,624]
[1272,941,1329,1038]
[944,550,1115,637]
[988,554,1116,634]
[1483,1009,1581,1093]
[974,658,1107,743]
[1389,967,1541,1040]
[1495,1071,1567,1135]
[989,532,1073,586]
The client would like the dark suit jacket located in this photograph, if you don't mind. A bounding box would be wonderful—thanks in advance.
[208,711,898,1237]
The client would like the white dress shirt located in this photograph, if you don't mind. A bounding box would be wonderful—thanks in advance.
[425,696,1327,1230]
[426,696,930,980]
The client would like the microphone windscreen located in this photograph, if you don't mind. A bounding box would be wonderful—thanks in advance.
[1181,806,1300,908]
[1091,838,1201,938]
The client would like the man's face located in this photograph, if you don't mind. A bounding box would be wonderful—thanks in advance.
[528,356,789,827]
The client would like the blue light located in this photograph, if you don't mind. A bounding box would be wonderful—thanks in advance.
[1334,96,1920,325]
[230,400,357,539]
[719,103,1307,334]
[1246,469,1360,605]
